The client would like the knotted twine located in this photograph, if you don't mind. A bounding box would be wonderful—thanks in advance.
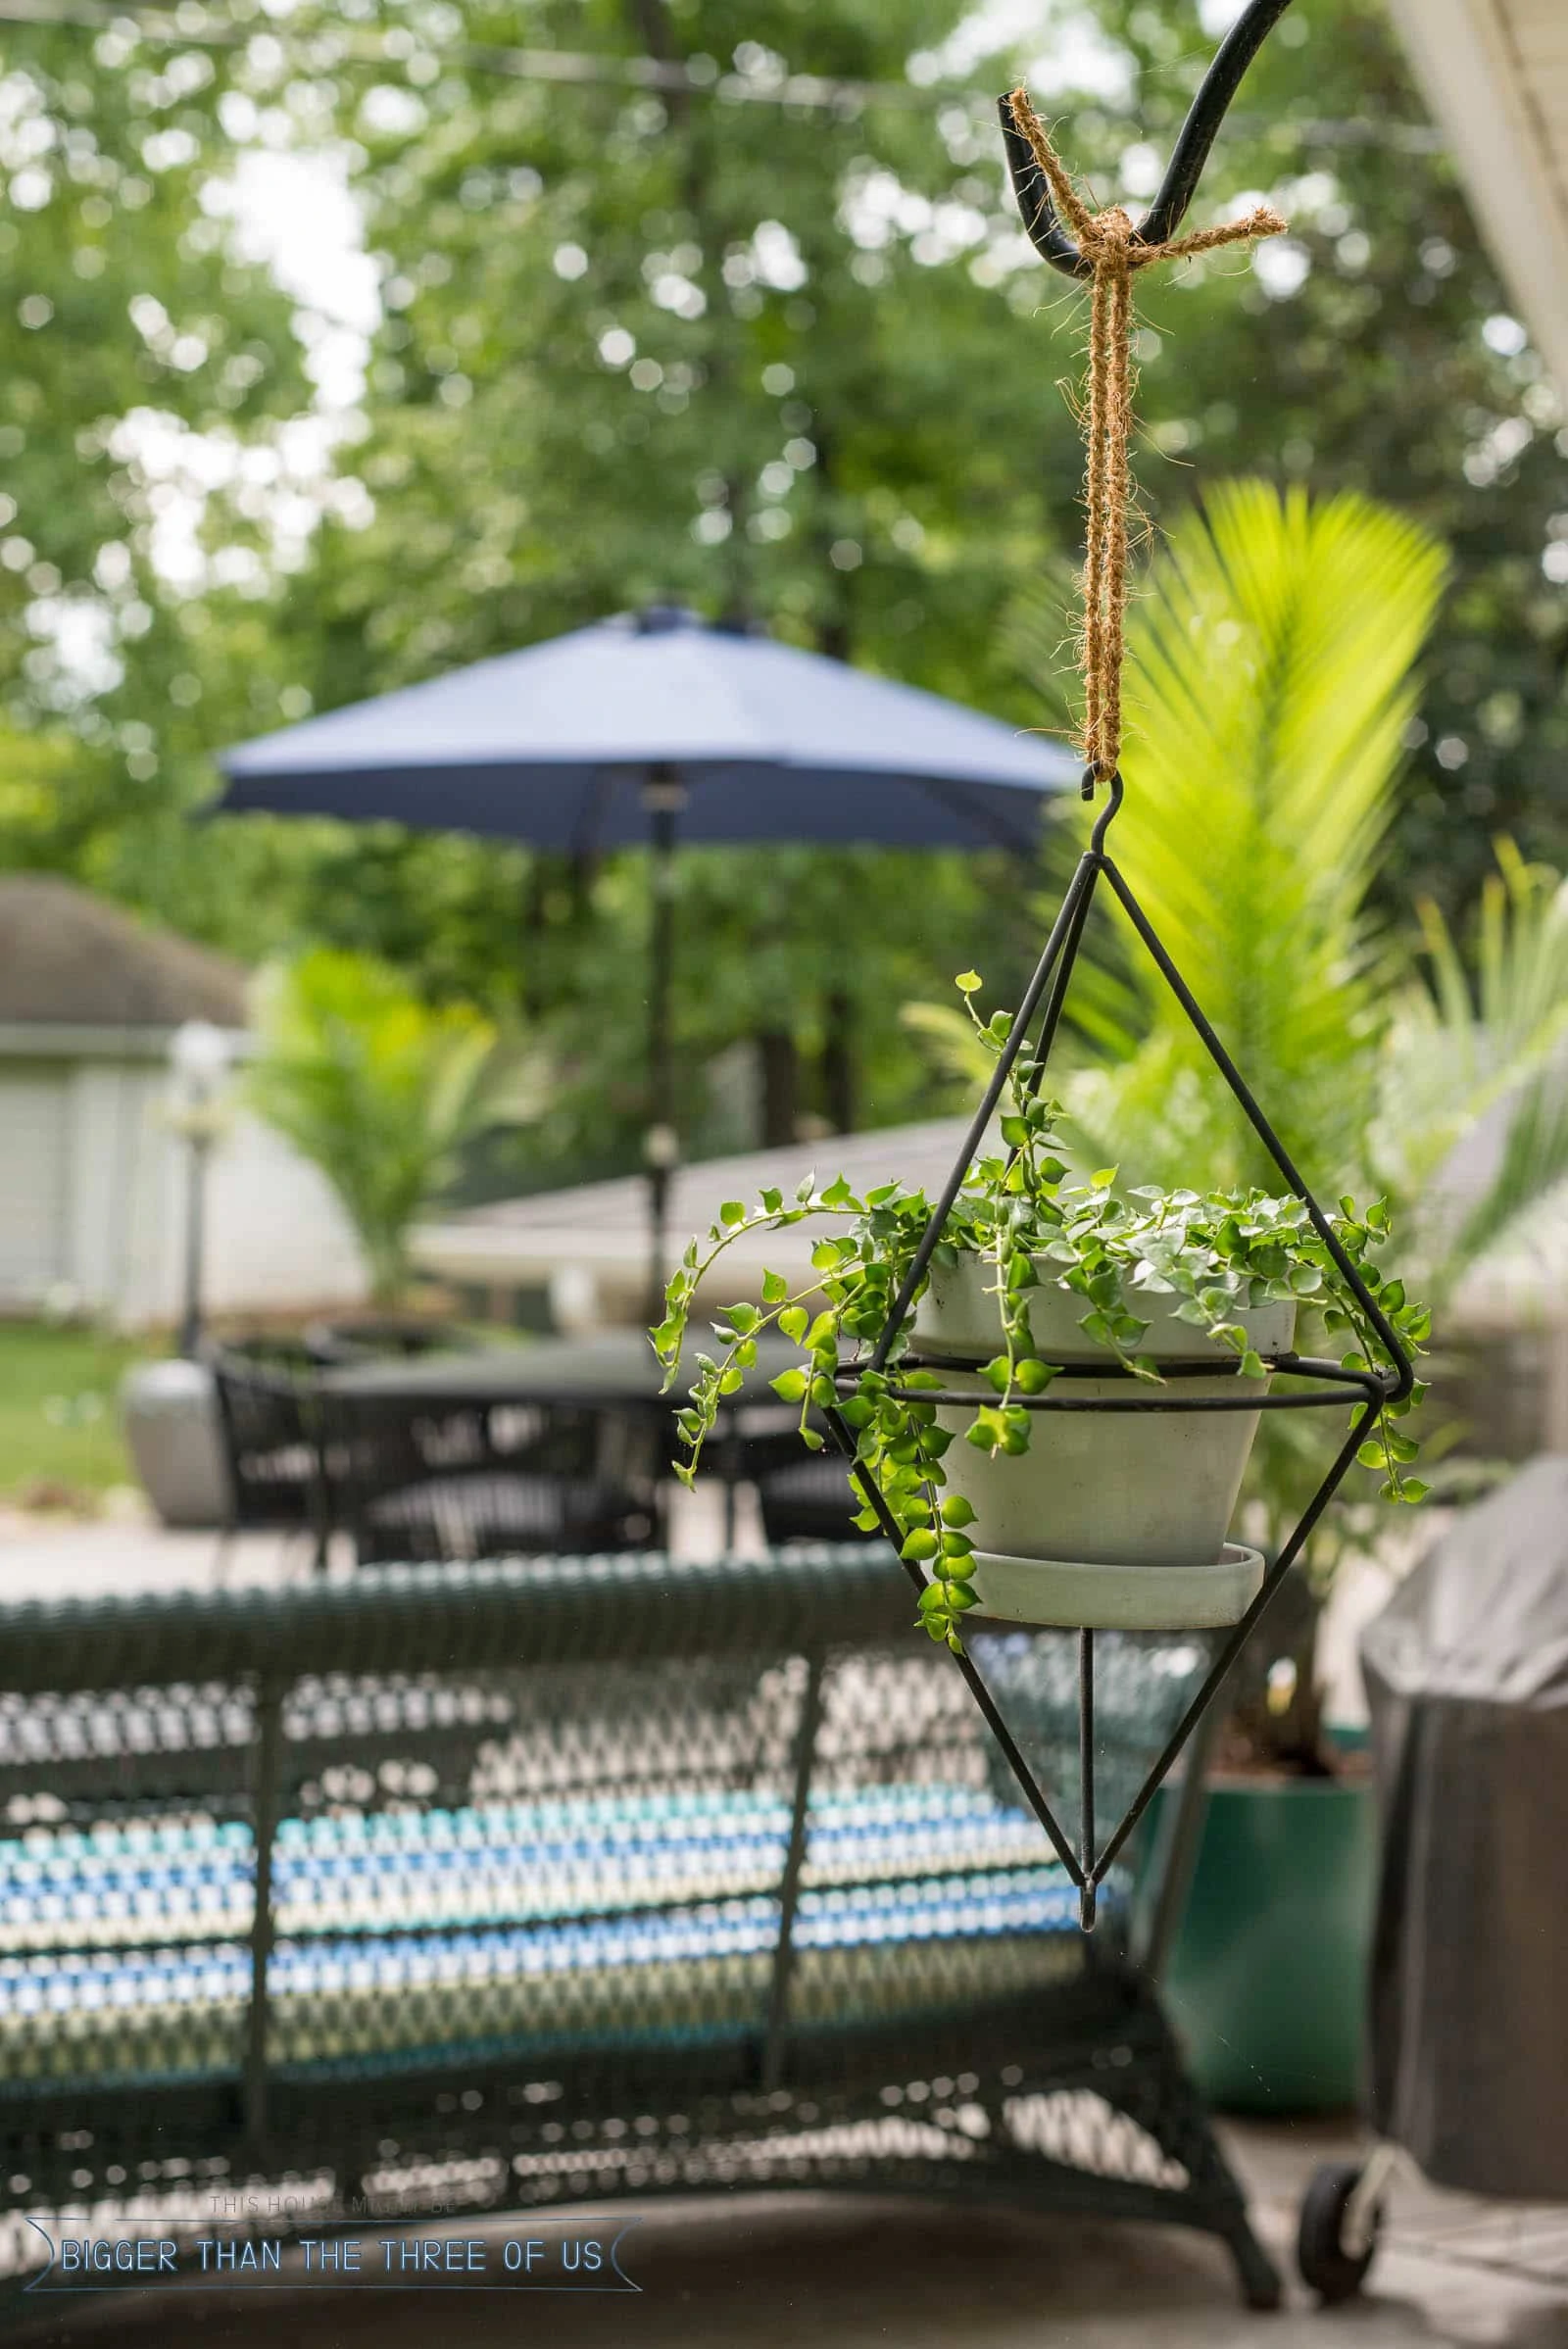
[1006,89,1288,783]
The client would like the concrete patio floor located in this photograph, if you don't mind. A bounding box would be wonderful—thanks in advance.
[15,2120,1568,2348]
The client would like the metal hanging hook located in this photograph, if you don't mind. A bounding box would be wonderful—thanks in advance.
[999,0,1296,276]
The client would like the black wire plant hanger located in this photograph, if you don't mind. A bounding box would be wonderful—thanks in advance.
[814,0,1416,1932]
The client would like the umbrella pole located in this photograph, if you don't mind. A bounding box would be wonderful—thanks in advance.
[643,766,686,1320]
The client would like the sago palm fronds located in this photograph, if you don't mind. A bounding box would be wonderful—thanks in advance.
[248,948,526,1302]
[1380,846,1568,1297]
[1056,479,1448,1191]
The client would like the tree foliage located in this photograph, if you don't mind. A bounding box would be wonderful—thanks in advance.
[0,0,1561,1194]
[0,15,308,873]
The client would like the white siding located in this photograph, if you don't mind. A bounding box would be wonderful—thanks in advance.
[0,1045,369,1330]
[0,1070,69,1298]
[200,1110,368,1322]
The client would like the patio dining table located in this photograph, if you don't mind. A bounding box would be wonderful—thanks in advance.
[317,1327,803,1405]
[316,1330,829,1556]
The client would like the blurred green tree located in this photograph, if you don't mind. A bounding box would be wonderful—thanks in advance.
[0,14,309,875]
[3,0,1561,1200]
[247,947,536,1300]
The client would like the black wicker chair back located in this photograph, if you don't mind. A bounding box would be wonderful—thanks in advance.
[318,1388,664,1564]
[208,1343,326,1540]
[757,1451,880,1546]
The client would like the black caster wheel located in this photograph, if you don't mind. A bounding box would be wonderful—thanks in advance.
[1298,2160,1381,2304]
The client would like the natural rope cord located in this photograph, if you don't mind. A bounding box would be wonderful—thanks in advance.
[1007,89,1288,783]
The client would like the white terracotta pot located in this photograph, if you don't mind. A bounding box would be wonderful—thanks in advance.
[910,1254,1296,1631]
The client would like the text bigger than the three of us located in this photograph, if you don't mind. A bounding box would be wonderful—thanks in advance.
[55,2233,612,2276]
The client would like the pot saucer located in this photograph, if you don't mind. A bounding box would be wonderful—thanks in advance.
[967,1541,1264,1632]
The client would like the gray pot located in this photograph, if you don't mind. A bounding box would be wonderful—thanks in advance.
[912,1255,1295,1630]
[120,1359,232,1529]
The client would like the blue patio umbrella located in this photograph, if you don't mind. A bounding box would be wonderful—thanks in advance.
[218,605,1074,1296]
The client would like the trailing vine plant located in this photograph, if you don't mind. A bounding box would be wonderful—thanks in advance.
[653,973,1429,1652]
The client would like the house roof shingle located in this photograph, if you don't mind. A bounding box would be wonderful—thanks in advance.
[0,877,247,1032]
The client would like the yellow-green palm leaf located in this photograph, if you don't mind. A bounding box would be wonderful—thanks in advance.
[1066,479,1447,1190]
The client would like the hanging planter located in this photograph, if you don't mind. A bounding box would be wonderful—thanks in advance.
[653,0,1429,1928]
[654,1073,1421,1651]
[918,1255,1295,1633]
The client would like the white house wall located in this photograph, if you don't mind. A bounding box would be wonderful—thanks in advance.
[67,1058,163,1322]
[195,1106,368,1325]
[0,1067,71,1297]
[7,1053,368,1329]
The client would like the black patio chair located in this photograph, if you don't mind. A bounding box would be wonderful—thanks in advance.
[756,1450,880,1547]
[317,1387,665,1565]
[207,1340,330,1574]
[714,1410,880,1549]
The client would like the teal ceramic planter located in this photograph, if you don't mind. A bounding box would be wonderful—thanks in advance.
[1152,1778,1377,2115]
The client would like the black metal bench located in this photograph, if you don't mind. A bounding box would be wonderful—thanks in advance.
[0,1550,1278,2311]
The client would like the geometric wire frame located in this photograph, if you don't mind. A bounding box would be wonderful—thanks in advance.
[825,772,1414,1930]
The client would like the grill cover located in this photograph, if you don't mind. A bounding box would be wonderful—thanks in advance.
[1360,1455,1568,2194]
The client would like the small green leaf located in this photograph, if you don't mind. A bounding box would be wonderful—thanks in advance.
[770,1368,808,1403]
[940,1494,976,1527]
[955,969,982,994]
[720,1200,746,1227]
[778,1306,808,1344]
[761,1270,788,1305]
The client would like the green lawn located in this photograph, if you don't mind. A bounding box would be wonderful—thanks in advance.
[0,1321,149,1503]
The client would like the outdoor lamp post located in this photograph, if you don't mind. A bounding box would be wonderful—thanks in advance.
[167,1018,232,1359]
[641,761,688,1318]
